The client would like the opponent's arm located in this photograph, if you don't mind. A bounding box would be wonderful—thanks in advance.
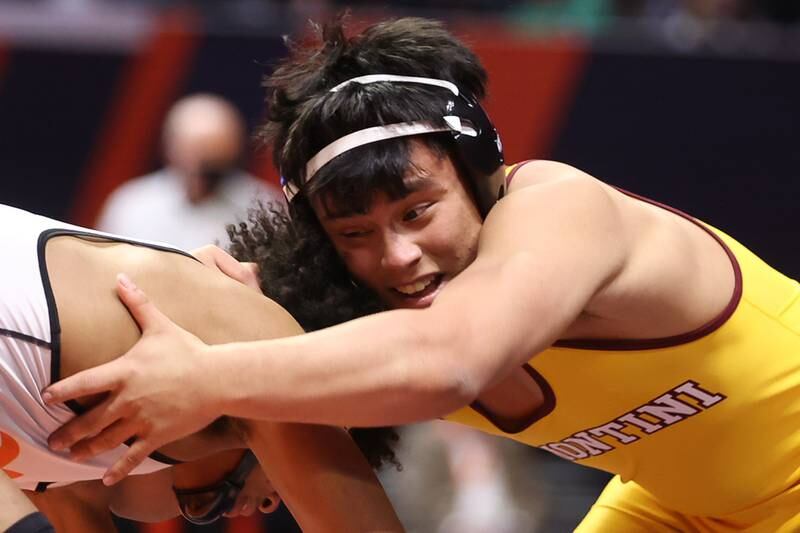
[42,239,402,526]
[0,471,46,531]
[25,480,117,533]
[242,421,403,532]
[45,166,628,483]
[106,468,180,522]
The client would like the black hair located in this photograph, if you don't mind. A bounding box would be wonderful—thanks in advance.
[229,15,490,469]
[260,14,488,213]
[226,202,399,469]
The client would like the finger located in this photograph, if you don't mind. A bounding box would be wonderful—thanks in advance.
[47,396,119,451]
[215,252,258,289]
[116,273,170,333]
[69,419,139,462]
[42,362,121,406]
[242,262,261,290]
[240,499,255,517]
[208,245,239,273]
[189,244,221,268]
[228,497,254,517]
[103,438,155,486]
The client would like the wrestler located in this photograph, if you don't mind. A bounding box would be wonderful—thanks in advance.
[0,203,401,531]
[45,16,800,531]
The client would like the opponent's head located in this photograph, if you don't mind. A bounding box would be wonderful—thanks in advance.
[172,449,278,524]
[261,16,504,309]
[144,419,278,524]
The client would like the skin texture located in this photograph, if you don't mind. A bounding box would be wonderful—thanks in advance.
[9,236,401,531]
[317,144,482,311]
[26,479,117,533]
[1,470,44,531]
[43,150,736,484]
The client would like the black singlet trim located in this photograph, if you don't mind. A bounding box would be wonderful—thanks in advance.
[470,363,557,434]
[34,481,54,493]
[37,228,197,467]
[0,329,50,349]
[553,187,743,351]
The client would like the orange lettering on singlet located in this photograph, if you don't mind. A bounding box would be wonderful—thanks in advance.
[0,431,23,478]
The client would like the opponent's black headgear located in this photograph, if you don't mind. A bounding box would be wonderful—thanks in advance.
[281,74,505,216]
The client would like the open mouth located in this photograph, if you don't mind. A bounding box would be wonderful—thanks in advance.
[392,274,444,299]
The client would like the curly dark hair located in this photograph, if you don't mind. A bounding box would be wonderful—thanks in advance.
[226,201,400,470]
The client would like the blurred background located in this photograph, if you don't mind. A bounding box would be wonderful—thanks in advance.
[1,0,798,531]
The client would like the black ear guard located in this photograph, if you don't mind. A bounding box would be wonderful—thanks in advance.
[443,89,505,215]
[282,74,505,216]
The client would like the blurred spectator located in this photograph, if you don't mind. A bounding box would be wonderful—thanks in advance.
[435,424,537,533]
[97,93,281,250]
[380,422,544,533]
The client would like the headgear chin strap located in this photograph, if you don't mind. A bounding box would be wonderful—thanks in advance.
[284,74,505,215]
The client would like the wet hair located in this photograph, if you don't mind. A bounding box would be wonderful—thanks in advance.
[227,16,489,469]
[260,14,488,214]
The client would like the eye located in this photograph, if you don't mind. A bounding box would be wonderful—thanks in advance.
[340,228,372,239]
[403,203,433,222]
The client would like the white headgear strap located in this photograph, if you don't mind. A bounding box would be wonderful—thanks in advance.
[283,75,473,202]
[329,74,460,95]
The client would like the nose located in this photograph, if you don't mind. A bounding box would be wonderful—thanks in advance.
[380,231,422,271]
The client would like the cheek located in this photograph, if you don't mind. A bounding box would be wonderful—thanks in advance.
[428,212,480,265]
[338,248,378,282]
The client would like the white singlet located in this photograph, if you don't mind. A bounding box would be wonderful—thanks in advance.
[0,203,187,491]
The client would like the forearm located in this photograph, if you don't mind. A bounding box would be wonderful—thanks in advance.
[0,472,39,530]
[24,481,116,533]
[218,308,477,427]
[243,422,403,532]
[108,469,180,522]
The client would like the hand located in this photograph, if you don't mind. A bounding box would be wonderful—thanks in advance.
[191,245,262,293]
[44,273,221,486]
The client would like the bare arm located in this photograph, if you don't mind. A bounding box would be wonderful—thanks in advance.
[4,468,176,530]
[0,471,42,531]
[106,468,180,522]
[45,165,628,483]
[40,238,401,528]
[25,480,117,533]
[243,421,402,533]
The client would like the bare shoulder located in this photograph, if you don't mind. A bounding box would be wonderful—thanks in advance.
[46,236,301,379]
[482,161,625,258]
[506,159,593,191]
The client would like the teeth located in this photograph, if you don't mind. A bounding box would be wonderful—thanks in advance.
[396,278,433,295]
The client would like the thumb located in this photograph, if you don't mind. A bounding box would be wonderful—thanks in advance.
[214,251,259,289]
[116,273,168,334]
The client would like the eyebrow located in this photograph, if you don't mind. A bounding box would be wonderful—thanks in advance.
[403,174,436,193]
[321,175,442,221]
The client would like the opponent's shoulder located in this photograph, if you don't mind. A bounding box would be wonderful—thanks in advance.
[50,236,299,378]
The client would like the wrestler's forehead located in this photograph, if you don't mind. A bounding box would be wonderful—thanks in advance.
[320,174,449,220]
